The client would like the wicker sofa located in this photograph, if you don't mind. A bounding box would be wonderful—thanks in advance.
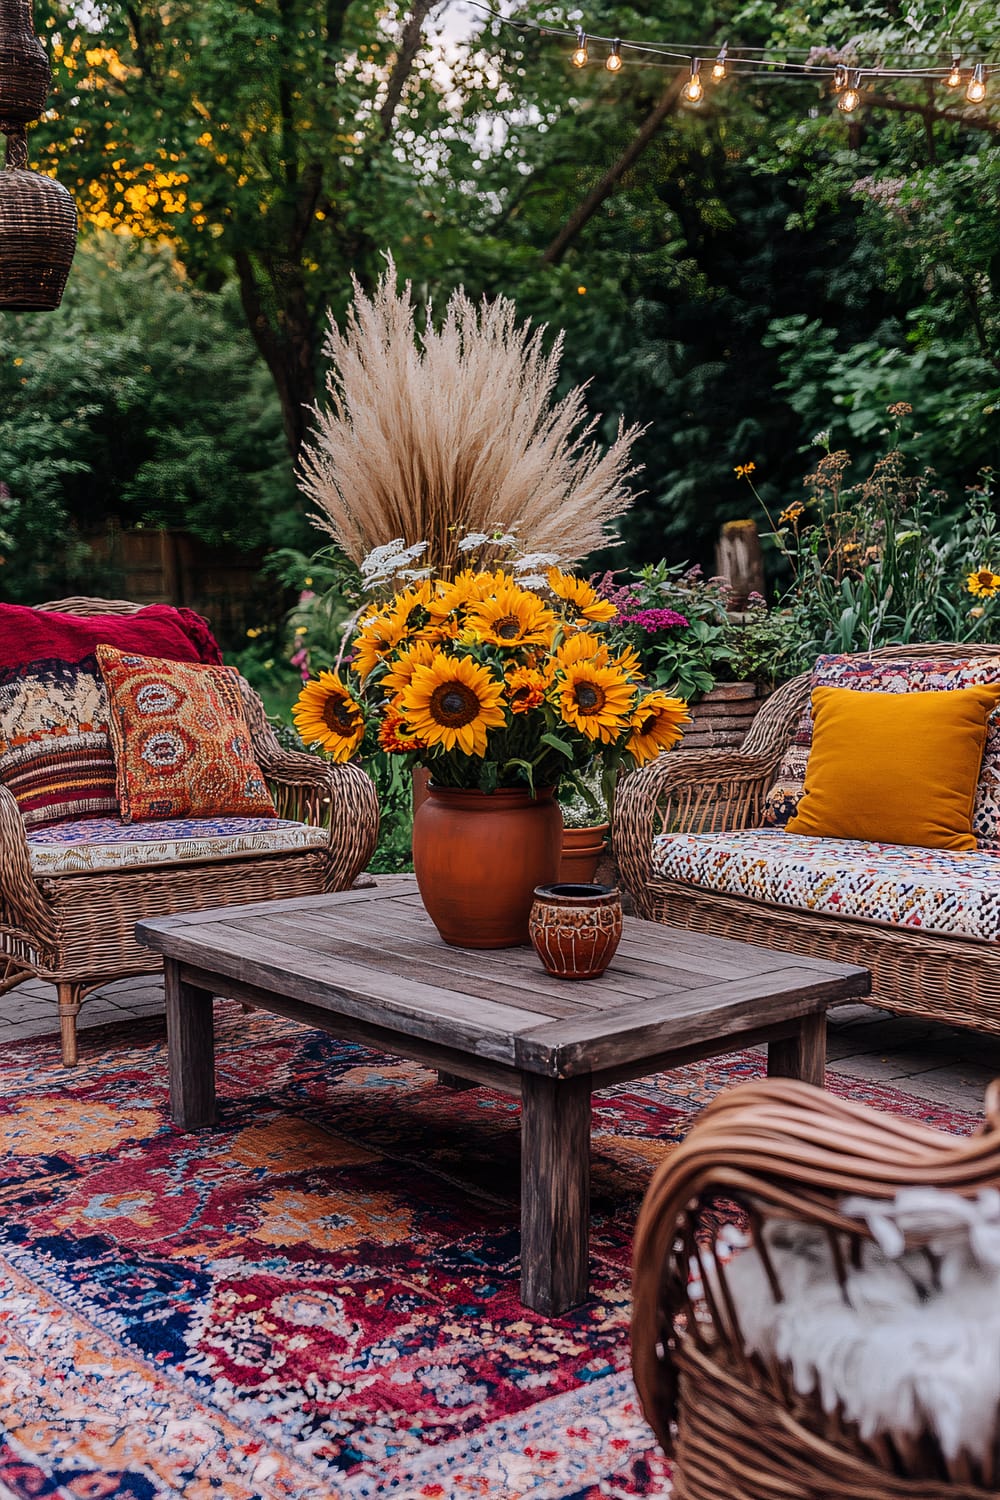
[631,1073,1000,1499]
[615,642,1000,1035]
[0,597,379,1064]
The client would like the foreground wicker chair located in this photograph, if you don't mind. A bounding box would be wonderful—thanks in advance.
[615,641,1000,1035]
[632,1076,1000,1499]
[0,597,379,1064]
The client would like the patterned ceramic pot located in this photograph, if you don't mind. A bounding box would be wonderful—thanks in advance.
[528,883,623,980]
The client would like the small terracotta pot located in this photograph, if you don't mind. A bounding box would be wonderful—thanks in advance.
[412,784,562,948]
[558,823,610,883]
[528,883,623,980]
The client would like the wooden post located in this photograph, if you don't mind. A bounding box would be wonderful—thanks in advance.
[520,1073,592,1315]
[715,520,765,608]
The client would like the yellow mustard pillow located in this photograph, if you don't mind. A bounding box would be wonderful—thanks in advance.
[786,683,1000,850]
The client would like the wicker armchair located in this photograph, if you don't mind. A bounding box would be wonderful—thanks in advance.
[631,1075,1000,1499]
[0,598,380,1064]
[615,642,1000,1035]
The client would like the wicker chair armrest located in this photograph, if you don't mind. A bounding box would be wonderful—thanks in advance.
[0,785,57,949]
[614,748,776,904]
[631,1075,1000,1454]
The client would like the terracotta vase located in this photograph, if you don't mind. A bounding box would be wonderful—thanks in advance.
[412,784,562,948]
[528,883,623,980]
[558,823,610,883]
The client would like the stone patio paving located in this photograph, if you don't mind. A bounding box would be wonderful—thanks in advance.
[5,976,1000,1116]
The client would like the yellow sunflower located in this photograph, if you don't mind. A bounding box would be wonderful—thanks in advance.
[293,672,365,762]
[627,692,691,765]
[611,641,643,677]
[547,567,617,623]
[427,569,494,618]
[548,631,612,673]
[505,665,547,714]
[401,653,507,756]
[467,584,557,649]
[352,609,411,682]
[967,567,1000,598]
[556,661,636,742]
[381,638,438,697]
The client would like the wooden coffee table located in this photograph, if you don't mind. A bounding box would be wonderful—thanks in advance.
[136,881,869,1315]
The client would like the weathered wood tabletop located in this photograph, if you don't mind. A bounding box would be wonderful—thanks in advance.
[136,880,870,1315]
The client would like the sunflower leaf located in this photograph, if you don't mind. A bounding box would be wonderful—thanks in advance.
[539,731,574,760]
[499,757,536,795]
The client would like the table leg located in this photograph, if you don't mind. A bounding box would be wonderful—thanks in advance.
[165,961,217,1128]
[767,1012,826,1088]
[437,1070,475,1090]
[520,1073,592,1316]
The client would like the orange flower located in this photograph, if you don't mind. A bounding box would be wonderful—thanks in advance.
[505,666,546,713]
[378,712,425,753]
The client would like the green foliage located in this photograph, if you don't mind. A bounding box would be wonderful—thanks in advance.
[365,754,415,875]
[599,561,735,700]
[0,235,300,601]
[755,416,1000,659]
[9,0,999,590]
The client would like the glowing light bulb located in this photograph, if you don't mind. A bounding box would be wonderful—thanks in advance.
[571,29,588,68]
[832,64,848,91]
[712,43,727,81]
[946,56,961,88]
[967,63,987,102]
[837,71,862,112]
[684,59,703,102]
[606,38,622,72]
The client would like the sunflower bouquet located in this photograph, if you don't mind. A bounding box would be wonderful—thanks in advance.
[292,566,690,797]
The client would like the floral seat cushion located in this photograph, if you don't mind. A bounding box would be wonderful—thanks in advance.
[652,828,1000,943]
[28,815,328,876]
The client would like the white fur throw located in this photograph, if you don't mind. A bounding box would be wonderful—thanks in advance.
[693,1188,1000,1463]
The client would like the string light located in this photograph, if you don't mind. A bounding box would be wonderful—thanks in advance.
[468,4,999,117]
[967,63,987,102]
[837,70,862,112]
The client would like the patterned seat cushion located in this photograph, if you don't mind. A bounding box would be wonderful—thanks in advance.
[763,656,1000,846]
[28,815,328,876]
[652,828,1000,942]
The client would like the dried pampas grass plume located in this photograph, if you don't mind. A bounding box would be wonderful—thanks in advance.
[299,258,644,577]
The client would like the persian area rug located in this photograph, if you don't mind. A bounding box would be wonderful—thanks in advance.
[0,1006,980,1500]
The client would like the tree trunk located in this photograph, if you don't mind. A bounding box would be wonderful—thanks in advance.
[234,249,317,459]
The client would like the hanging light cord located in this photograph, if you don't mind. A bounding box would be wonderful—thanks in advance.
[461,1,996,102]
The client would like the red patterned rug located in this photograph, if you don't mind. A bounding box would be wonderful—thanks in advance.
[0,1005,981,1500]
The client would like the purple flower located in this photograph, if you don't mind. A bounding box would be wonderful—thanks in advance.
[617,608,690,633]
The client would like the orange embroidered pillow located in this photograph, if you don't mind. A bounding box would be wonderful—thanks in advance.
[786,684,1000,850]
[96,646,276,824]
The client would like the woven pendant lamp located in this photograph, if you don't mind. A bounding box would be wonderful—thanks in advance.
[0,0,77,310]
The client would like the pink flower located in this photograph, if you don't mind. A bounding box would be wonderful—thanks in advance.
[617,608,690,633]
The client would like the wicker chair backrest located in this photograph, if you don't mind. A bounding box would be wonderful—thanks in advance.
[740,641,1000,768]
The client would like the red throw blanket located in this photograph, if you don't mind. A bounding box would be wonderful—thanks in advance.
[0,602,223,669]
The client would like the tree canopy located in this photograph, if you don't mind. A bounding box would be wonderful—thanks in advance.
[2,0,996,599]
